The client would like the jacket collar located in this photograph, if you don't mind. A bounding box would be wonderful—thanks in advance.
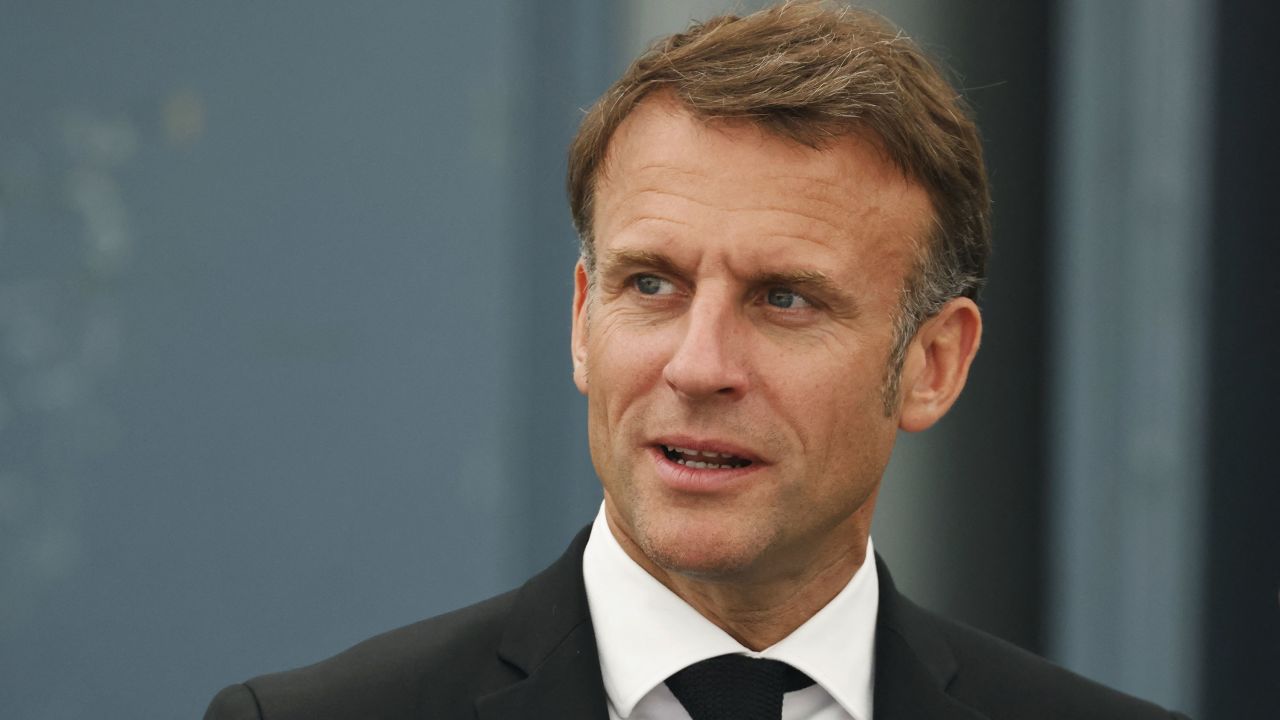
[475,524,609,719]
[872,554,989,720]
[473,527,989,720]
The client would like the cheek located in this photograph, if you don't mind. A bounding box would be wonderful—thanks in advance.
[768,353,891,458]
[821,377,899,480]
[588,324,672,416]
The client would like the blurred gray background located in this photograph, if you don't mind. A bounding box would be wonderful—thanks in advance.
[1,1,1274,718]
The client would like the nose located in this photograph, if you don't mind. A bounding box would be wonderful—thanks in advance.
[662,291,750,400]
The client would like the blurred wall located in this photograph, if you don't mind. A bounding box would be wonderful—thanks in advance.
[0,2,613,717]
[1047,0,1212,711]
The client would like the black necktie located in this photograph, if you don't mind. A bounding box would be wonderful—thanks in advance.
[665,654,816,720]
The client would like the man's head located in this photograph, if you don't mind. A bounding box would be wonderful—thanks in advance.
[569,1,990,407]
[568,1,986,588]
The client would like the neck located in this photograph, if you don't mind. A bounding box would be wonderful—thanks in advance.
[606,512,872,651]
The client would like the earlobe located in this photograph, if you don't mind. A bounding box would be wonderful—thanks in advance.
[571,260,590,395]
[898,297,982,432]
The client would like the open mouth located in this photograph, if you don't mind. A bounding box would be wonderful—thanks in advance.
[660,444,753,470]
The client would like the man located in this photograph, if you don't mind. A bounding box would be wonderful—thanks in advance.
[206,3,1189,719]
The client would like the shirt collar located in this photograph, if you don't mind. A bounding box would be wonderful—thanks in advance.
[583,504,878,719]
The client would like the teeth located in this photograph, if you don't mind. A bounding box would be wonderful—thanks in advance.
[677,458,721,469]
[666,445,735,460]
[662,445,749,469]
[672,456,729,469]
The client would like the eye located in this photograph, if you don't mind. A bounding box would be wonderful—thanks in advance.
[765,287,812,309]
[633,274,676,296]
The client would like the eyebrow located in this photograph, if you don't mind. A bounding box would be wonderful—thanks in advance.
[753,268,836,290]
[753,269,859,315]
[601,248,683,277]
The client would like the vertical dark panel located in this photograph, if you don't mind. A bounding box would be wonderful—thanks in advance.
[1205,0,1280,714]
[915,0,1054,652]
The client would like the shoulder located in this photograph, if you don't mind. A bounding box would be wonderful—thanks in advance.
[205,590,522,720]
[873,554,1189,720]
[205,524,598,720]
[904,596,1189,720]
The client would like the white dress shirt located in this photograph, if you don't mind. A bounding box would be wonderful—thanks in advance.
[582,505,878,720]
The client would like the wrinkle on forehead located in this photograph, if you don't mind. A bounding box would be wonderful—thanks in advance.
[593,95,935,271]
[608,187,852,243]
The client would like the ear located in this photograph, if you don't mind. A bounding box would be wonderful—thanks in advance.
[897,297,982,432]
[571,259,590,395]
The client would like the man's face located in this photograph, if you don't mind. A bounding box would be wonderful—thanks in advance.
[572,96,934,583]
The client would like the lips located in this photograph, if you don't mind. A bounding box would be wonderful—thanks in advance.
[648,437,764,493]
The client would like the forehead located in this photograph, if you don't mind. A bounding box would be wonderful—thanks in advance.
[593,95,935,265]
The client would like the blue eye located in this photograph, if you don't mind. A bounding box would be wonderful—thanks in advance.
[633,275,673,295]
[766,288,810,309]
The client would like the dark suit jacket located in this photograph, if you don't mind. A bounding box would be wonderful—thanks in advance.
[205,526,1188,719]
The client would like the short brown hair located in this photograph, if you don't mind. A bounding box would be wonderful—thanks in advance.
[566,0,990,408]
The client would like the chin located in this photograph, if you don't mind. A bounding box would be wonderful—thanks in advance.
[633,510,773,580]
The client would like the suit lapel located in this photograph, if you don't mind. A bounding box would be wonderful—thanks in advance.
[873,555,990,720]
[475,525,609,720]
